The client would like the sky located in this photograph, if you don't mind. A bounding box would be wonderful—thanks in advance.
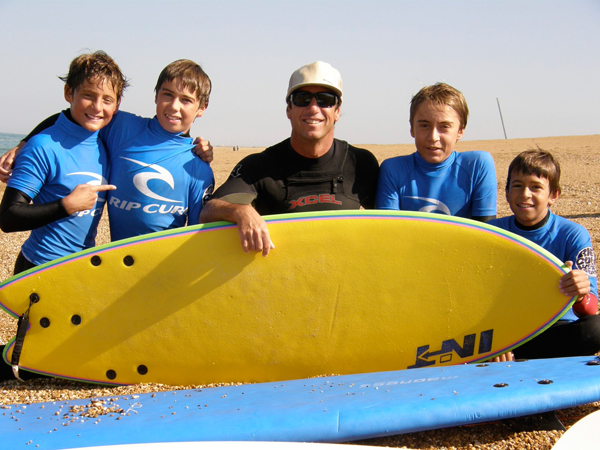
[0,0,599,147]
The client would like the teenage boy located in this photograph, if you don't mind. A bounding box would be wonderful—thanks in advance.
[489,149,600,360]
[200,61,380,256]
[0,51,126,273]
[3,59,215,244]
[98,59,214,241]
[375,83,496,222]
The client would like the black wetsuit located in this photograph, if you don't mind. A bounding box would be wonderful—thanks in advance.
[211,138,379,213]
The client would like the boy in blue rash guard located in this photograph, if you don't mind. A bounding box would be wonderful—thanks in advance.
[0,51,127,274]
[98,59,214,241]
[375,83,496,222]
[489,149,600,360]
[3,60,215,242]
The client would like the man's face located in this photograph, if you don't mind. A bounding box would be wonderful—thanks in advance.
[410,100,464,164]
[286,86,341,145]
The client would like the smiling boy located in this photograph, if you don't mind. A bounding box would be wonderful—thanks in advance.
[99,59,214,240]
[489,149,600,359]
[5,59,215,242]
[0,51,126,273]
[375,83,496,221]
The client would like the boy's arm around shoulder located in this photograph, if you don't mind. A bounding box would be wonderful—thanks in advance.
[0,113,61,183]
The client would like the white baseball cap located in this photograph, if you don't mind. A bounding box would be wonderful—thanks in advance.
[286,61,343,100]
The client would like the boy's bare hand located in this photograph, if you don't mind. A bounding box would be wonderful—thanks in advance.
[559,261,591,299]
[192,137,213,163]
[61,184,116,215]
[0,144,23,183]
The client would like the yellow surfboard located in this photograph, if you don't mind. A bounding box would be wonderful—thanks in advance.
[0,211,573,385]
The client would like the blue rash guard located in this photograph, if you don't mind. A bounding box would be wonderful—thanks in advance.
[375,151,497,219]
[7,112,110,265]
[489,213,598,321]
[100,112,215,241]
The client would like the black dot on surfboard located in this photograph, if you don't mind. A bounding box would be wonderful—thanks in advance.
[40,318,50,328]
[123,256,134,266]
[137,365,148,375]
[106,370,117,380]
[493,383,509,388]
[586,359,600,366]
[475,364,489,368]
[71,315,82,325]
[91,255,102,266]
[29,293,40,303]
[537,379,553,385]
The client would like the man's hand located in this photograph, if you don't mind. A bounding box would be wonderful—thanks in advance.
[61,184,116,215]
[0,143,25,183]
[192,137,213,164]
[559,261,591,299]
[234,205,275,257]
[200,199,275,257]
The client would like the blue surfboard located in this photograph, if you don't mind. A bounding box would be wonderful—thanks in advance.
[1,356,599,449]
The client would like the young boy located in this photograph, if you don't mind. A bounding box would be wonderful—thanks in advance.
[4,59,215,243]
[0,51,127,273]
[375,83,497,222]
[97,59,215,241]
[489,149,600,359]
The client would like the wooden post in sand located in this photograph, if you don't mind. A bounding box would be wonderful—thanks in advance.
[496,98,508,139]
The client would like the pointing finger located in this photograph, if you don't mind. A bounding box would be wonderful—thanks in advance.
[94,184,117,192]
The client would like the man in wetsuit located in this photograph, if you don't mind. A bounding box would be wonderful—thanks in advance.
[200,61,379,256]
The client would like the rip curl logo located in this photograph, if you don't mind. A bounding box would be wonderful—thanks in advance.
[576,247,597,278]
[404,196,451,215]
[121,157,182,203]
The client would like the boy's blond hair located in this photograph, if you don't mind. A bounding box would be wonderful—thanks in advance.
[506,148,562,194]
[409,83,469,130]
[154,59,211,109]
[59,51,129,100]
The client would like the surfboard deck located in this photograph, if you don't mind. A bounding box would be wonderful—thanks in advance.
[0,211,573,385]
[1,356,599,449]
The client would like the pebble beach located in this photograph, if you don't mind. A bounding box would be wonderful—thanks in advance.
[0,134,599,449]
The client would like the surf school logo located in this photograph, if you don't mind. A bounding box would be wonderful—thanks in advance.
[408,329,494,369]
[404,196,451,215]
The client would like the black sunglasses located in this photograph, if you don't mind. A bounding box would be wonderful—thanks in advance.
[290,91,339,108]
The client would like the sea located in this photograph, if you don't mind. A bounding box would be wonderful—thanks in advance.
[0,132,26,156]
